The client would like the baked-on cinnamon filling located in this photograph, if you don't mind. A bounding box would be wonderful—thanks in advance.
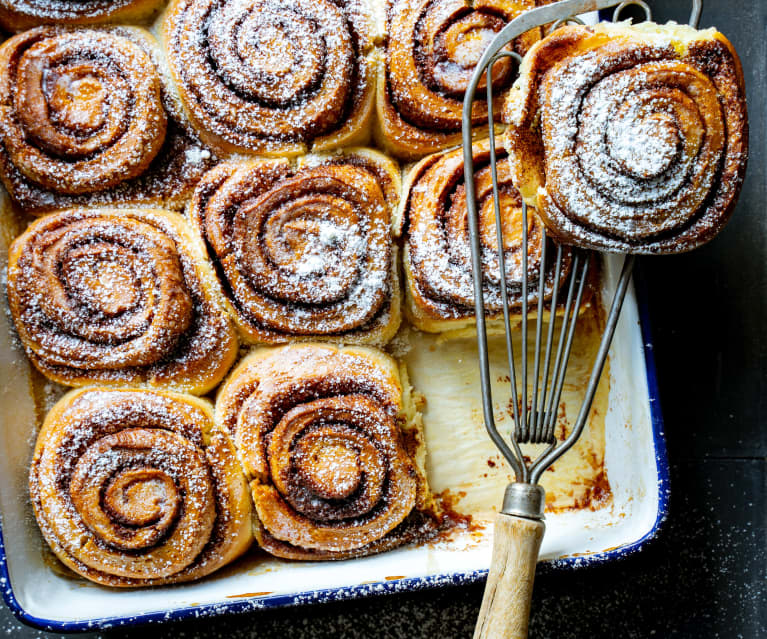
[164,0,375,155]
[377,0,540,159]
[503,22,749,254]
[215,344,437,560]
[188,155,400,344]
[29,388,252,587]
[7,208,238,394]
[403,138,573,330]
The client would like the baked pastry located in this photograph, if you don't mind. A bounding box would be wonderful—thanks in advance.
[216,344,436,560]
[7,208,238,394]
[0,26,216,214]
[30,388,253,587]
[376,0,541,160]
[402,138,574,336]
[188,151,401,345]
[503,21,749,254]
[163,0,376,156]
[0,0,162,30]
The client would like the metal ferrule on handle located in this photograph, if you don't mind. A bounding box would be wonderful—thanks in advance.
[502,483,546,519]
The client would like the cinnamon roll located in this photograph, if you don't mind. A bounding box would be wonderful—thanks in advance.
[376,0,541,160]
[7,208,238,394]
[0,0,162,30]
[215,344,436,560]
[30,388,253,587]
[402,138,574,335]
[188,151,401,345]
[0,26,216,214]
[503,22,749,254]
[163,0,375,156]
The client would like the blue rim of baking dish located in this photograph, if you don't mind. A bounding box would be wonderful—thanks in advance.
[0,263,669,632]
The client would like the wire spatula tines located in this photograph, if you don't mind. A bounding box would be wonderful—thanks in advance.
[462,1,702,637]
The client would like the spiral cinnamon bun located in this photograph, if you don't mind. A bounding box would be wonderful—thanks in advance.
[188,151,401,345]
[7,208,238,394]
[0,26,215,214]
[503,22,749,254]
[215,344,436,560]
[0,0,162,31]
[30,388,252,587]
[376,0,541,160]
[163,0,375,156]
[402,138,575,335]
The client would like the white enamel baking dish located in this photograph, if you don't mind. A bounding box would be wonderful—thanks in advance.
[0,222,667,630]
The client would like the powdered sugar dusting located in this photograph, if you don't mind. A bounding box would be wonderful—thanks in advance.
[0,26,216,213]
[506,23,748,253]
[217,344,439,559]
[190,159,399,344]
[0,0,151,25]
[7,209,236,393]
[165,0,374,153]
[382,0,538,156]
[404,140,572,322]
[29,388,251,586]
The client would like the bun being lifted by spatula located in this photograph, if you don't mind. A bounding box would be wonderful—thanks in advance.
[458,4,749,638]
[503,21,748,254]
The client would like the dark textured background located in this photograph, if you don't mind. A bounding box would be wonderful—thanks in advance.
[2,0,764,636]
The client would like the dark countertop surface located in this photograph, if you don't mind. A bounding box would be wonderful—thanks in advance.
[1,0,764,637]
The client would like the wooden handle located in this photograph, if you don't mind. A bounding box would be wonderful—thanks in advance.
[473,513,545,639]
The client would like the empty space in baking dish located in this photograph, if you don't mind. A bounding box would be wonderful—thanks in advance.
[0,181,662,626]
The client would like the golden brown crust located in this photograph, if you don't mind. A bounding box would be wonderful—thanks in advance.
[0,0,162,30]
[7,208,239,394]
[0,26,216,214]
[503,22,749,254]
[376,0,541,160]
[401,138,574,334]
[29,388,253,587]
[187,154,401,345]
[215,344,436,560]
[163,0,376,157]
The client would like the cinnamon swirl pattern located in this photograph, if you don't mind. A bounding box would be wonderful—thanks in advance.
[163,0,375,156]
[215,344,436,560]
[403,138,572,334]
[7,208,238,394]
[377,0,540,159]
[188,153,401,345]
[0,0,162,31]
[503,22,749,254]
[30,388,253,587]
[297,147,403,215]
[0,26,215,214]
